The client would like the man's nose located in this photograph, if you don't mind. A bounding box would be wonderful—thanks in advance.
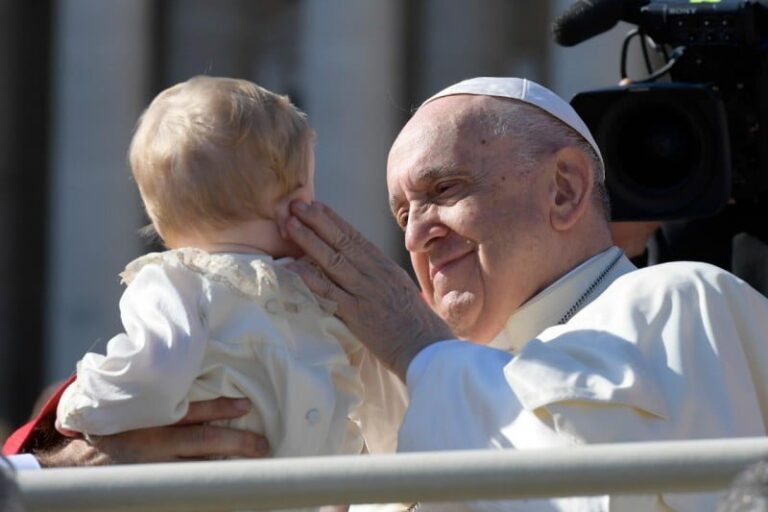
[404,207,448,253]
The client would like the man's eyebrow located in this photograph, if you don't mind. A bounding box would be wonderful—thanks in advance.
[388,194,403,214]
[413,166,465,182]
[389,166,470,213]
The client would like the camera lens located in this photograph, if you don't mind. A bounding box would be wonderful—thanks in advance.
[571,84,731,220]
[611,102,702,191]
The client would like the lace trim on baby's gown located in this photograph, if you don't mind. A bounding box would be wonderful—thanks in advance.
[119,248,337,314]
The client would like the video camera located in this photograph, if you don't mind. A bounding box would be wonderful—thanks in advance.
[554,0,768,221]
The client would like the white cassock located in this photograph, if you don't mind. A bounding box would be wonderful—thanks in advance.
[398,246,768,511]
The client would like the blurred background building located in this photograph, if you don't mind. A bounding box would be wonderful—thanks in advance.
[0,0,646,437]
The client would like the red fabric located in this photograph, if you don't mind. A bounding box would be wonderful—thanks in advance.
[2,375,76,455]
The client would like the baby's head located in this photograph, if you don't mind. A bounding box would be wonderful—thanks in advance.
[129,76,315,256]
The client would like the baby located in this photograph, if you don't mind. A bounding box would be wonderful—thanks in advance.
[56,76,405,458]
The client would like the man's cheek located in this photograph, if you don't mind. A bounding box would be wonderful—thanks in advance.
[410,257,431,290]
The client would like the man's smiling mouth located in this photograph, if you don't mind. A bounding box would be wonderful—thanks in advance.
[430,250,474,281]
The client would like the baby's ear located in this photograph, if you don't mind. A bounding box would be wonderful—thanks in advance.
[274,194,298,239]
[275,183,314,239]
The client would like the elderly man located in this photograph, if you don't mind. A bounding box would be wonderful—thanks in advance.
[7,78,768,510]
[283,78,768,510]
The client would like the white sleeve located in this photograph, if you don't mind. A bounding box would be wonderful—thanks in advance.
[398,341,609,512]
[57,263,208,435]
[351,349,408,454]
[399,340,520,452]
[2,454,41,470]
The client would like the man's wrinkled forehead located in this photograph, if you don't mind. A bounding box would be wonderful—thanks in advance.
[400,94,514,146]
[389,96,487,167]
[417,93,506,122]
[386,95,513,204]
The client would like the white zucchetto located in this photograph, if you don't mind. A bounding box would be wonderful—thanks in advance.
[422,77,605,181]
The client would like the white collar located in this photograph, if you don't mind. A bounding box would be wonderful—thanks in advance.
[489,246,636,353]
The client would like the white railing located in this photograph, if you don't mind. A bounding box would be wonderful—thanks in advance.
[16,437,768,512]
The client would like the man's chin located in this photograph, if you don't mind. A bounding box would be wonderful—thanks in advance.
[437,290,480,338]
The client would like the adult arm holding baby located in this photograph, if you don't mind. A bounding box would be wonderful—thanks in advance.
[33,397,267,467]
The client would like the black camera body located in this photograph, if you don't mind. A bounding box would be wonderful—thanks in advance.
[567,0,768,221]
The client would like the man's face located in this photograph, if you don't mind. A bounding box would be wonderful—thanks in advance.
[387,96,556,343]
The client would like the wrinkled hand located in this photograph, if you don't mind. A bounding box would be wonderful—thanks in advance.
[285,201,454,381]
[37,398,269,467]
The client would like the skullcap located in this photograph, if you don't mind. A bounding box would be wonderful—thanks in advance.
[422,77,605,180]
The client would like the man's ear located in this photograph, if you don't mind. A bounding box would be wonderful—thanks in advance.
[549,146,594,232]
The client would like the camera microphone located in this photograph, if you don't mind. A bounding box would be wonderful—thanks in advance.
[553,0,649,47]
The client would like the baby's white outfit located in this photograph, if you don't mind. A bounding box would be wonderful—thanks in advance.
[57,248,407,457]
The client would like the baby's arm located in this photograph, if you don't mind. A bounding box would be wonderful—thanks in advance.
[57,263,209,435]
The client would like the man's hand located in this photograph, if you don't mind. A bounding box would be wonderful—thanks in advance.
[285,201,454,381]
[36,398,269,467]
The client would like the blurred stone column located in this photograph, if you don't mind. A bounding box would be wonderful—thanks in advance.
[416,0,549,102]
[298,0,405,260]
[45,0,151,380]
[163,0,252,82]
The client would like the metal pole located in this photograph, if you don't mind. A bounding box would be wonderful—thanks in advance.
[17,437,768,511]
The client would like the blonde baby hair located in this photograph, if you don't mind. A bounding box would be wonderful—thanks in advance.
[128,76,314,241]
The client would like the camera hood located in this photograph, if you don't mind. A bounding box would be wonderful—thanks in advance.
[572,83,732,221]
